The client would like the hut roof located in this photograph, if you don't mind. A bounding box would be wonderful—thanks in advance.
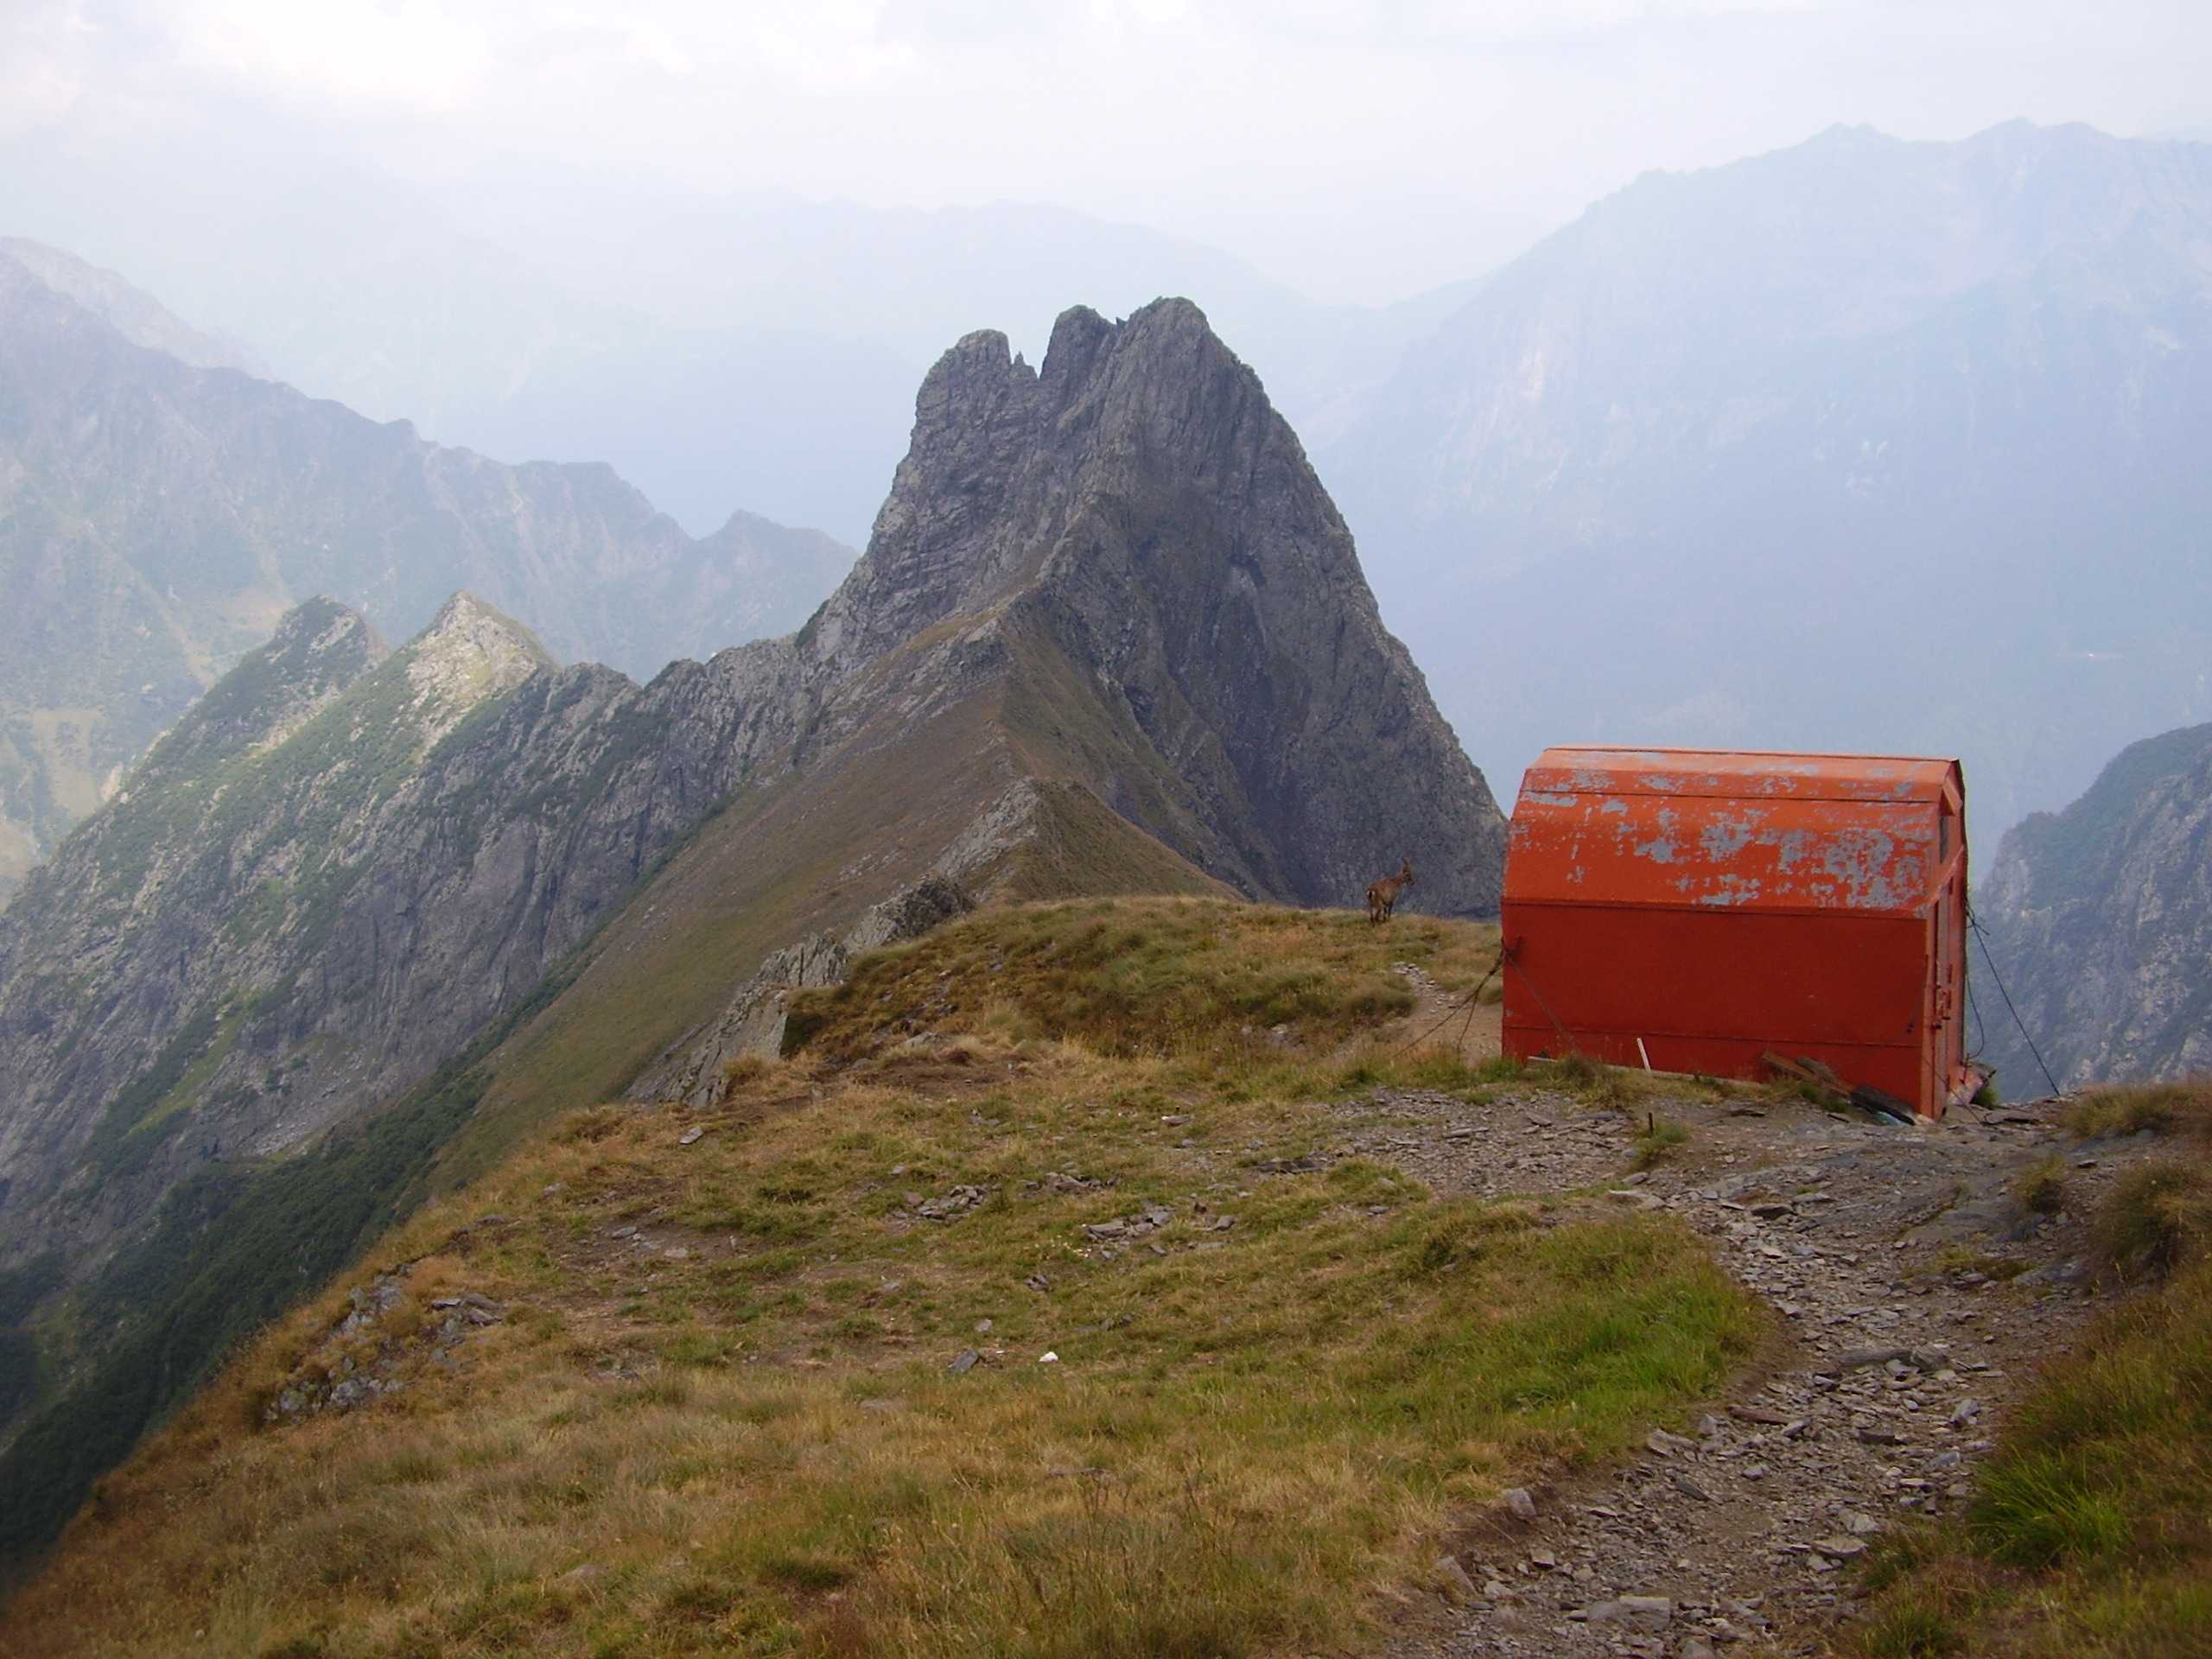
[1508,747,1961,917]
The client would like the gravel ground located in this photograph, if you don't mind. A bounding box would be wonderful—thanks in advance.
[1354,974,2158,1658]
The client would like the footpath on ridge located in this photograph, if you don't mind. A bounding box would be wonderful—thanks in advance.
[1370,970,2158,1659]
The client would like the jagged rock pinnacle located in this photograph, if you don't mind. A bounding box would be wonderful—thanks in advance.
[803,295,1505,911]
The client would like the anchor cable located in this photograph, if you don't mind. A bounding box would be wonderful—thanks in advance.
[1967,908,2062,1098]
[1503,947,1584,1058]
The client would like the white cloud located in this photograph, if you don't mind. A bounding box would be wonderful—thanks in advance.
[168,0,491,108]
[0,0,94,136]
[747,2,919,91]
[10,0,2211,301]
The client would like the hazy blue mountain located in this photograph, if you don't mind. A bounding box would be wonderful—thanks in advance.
[1976,721,2212,1090]
[0,237,259,373]
[0,125,1505,546]
[1323,121,2212,842]
[437,179,1486,435]
[0,244,854,899]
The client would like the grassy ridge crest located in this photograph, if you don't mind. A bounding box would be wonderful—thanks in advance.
[1,899,1764,1657]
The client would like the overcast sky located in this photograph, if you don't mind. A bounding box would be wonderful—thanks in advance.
[8,0,2211,302]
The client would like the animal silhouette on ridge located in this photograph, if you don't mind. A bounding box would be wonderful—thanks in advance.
[1366,857,1414,924]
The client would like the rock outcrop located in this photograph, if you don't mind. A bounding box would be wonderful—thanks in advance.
[632,877,976,1108]
[1975,721,2212,1089]
[0,593,563,1263]
[812,299,1506,910]
[259,1266,507,1427]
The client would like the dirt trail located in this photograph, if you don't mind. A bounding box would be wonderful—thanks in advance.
[1364,968,2158,1658]
[1389,961,1503,1062]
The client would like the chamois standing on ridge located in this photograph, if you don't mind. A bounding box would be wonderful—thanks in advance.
[1366,858,1414,924]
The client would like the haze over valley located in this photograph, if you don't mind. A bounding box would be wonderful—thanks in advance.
[10,113,2207,855]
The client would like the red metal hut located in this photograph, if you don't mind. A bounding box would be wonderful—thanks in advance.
[1500,747,1972,1119]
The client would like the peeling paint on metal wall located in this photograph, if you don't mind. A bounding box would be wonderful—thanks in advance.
[1501,746,1971,1118]
[1516,801,1936,914]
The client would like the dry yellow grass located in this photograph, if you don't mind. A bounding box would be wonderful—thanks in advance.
[2062,1076,2212,1143]
[2,901,1762,1658]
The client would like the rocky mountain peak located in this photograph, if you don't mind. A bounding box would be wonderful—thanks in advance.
[1040,302,1115,385]
[269,594,380,656]
[809,296,1339,673]
[1031,298,1253,432]
[800,329,1044,669]
[901,325,1045,487]
[1028,298,1286,505]
[404,591,557,719]
[419,588,550,652]
[804,293,1503,911]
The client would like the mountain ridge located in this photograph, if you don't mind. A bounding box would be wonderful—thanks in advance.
[1320,118,2212,844]
[0,296,1503,1559]
[0,242,856,901]
[0,236,259,373]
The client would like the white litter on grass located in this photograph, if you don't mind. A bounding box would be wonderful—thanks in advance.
[1039,1351,1059,1363]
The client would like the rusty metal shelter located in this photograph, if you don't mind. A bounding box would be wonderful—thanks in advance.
[1501,747,1972,1119]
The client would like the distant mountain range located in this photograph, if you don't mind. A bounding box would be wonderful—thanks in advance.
[9,114,2212,1082]
[0,298,1503,1556]
[13,120,2205,857]
[1976,720,2212,1090]
[1321,120,2212,842]
[0,238,258,372]
[0,241,855,901]
[0,137,1499,548]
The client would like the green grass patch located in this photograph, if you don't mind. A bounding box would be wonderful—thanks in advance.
[1537,1053,1655,1110]
[2094,1161,2211,1282]
[1846,1171,2212,1659]
[1631,1116,1691,1172]
[785,896,1498,1065]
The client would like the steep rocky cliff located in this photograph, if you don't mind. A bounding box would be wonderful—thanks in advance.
[810,299,1504,910]
[1975,721,2212,1089]
[0,594,558,1261]
[0,296,1502,1557]
[0,592,807,1553]
[0,240,853,900]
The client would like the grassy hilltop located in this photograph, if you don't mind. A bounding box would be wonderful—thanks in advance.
[1,899,1762,1658]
